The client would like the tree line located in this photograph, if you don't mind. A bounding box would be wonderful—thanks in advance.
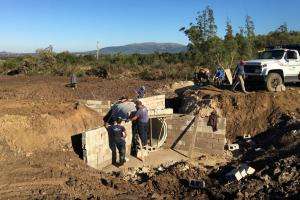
[0,6,299,80]
[181,6,300,70]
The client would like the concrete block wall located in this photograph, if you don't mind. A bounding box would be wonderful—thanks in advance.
[140,95,165,110]
[82,96,172,118]
[148,108,173,117]
[81,121,132,169]
[165,114,226,156]
[80,100,111,117]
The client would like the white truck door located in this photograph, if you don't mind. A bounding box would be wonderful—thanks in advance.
[286,50,300,82]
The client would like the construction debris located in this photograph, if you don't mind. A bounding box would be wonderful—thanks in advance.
[189,179,206,189]
[228,144,239,151]
[225,164,256,182]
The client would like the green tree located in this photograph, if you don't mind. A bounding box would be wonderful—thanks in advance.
[223,19,238,68]
[235,27,250,60]
[276,22,288,33]
[245,15,255,57]
[181,6,222,67]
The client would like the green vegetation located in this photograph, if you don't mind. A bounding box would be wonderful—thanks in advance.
[181,6,300,69]
[1,6,299,80]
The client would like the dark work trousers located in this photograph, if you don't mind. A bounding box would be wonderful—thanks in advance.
[138,122,148,146]
[109,140,117,165]
[115,139,126,164]
[131,121,139,156]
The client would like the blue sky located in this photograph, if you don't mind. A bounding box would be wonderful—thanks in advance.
[1,0,299,53]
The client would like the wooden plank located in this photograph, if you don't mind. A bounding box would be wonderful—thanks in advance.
[224,69,233,85]
[188,114,200,158]
[150,118,153,146]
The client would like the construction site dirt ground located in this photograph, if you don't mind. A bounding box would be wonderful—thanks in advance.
[0,75,299,199]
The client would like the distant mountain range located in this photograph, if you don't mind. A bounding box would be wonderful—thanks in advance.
[0,42,188,57]
[85,42,187,55]
[0,51,33,58]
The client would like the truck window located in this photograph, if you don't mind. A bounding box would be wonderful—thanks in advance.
[258,50,285,60]
[286,51,297,60]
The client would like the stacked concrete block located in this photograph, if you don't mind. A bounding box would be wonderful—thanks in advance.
[165,114,226,156]
[148,108,173,117]
[139,95,173,118]
[140,95,165,110]
[82,127,109,169]
[81,121,132,169]
[194,117,226,155]
[225,164,256,182]
[165,114,196,153]
[83,96,173,118]
[80,100,111,116]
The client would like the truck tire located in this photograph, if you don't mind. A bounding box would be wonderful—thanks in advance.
[266,73,283,92]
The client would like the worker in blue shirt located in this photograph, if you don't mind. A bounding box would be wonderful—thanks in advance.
[213,67,225,86]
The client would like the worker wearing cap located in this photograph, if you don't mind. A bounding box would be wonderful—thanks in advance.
[232,61,248,93]
[110,117,127,165]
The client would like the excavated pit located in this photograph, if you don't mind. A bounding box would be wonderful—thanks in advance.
[0,77,299,199]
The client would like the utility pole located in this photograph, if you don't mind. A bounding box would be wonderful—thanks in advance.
[96,41,100,60]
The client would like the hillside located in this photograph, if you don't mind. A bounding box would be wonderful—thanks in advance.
[90,42,187,55]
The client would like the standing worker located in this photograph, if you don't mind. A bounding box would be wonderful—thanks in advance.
[213,66,225,86]
[135,86,146,99]
[131,100,149,148]
[69,73,78,88]
[232,61,248,94]
[110,117,127,165]
[193,67,211,86]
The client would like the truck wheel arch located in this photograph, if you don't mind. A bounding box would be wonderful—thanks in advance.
[267,70,284,82]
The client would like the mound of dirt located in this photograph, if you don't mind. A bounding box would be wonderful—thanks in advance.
[179,86,300,142]
[0,76,169,160]
[0,100,101,160]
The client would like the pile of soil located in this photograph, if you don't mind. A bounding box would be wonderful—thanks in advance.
[0,101,101,160]
[179,85,300,142]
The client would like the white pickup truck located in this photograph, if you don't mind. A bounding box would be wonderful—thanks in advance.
[244,48,300,91]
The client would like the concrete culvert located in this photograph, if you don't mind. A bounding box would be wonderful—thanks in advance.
[148,118,167,148]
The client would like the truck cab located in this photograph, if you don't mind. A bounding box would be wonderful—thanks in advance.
[244,48,300,91]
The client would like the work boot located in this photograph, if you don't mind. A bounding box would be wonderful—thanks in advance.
[119,155,126,166]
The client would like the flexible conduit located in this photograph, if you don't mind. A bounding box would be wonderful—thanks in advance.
[155,117,168,148]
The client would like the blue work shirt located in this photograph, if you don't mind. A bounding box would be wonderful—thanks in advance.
[135,106,149,123]
[215,69,225,79]
[110,124,126,142]
[236,64,245,76]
